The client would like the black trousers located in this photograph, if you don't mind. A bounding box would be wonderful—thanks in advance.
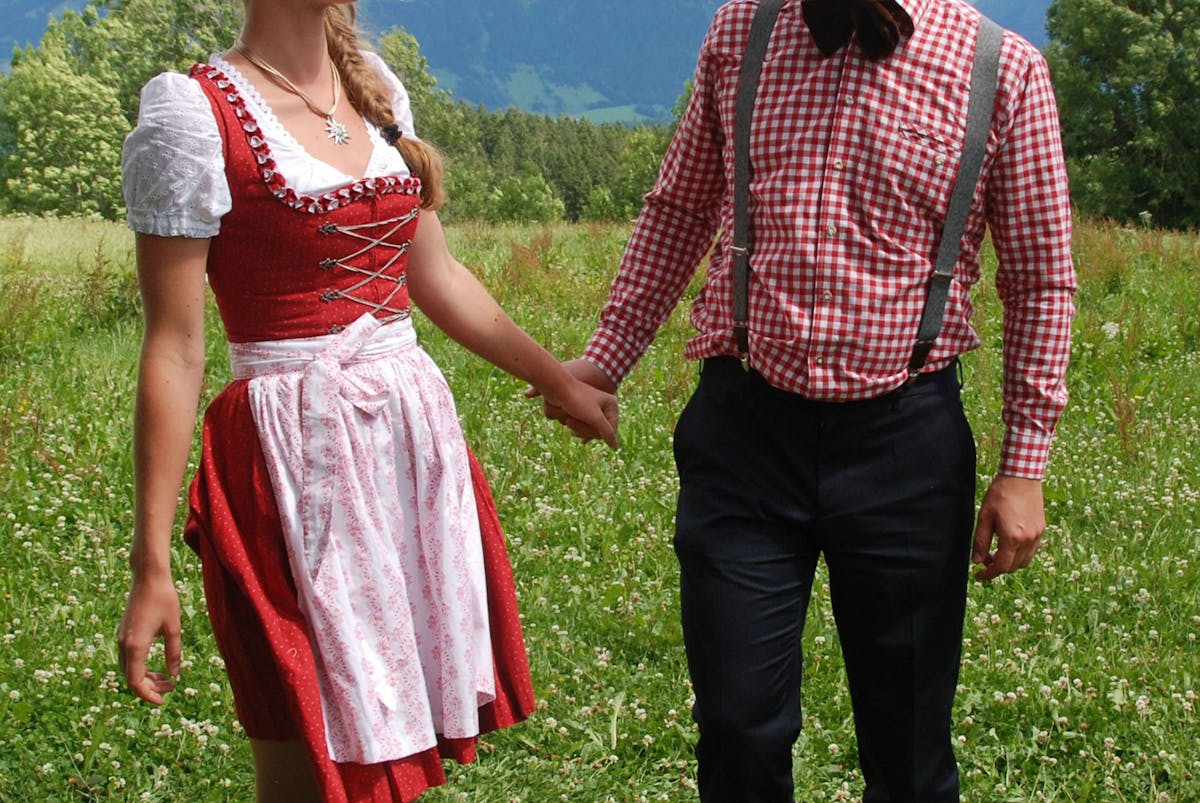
[672,358,977,803]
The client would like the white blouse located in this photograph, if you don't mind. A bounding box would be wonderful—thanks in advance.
[122,51,417,238]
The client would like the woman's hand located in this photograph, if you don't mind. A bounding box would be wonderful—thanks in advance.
[117,571,183,705]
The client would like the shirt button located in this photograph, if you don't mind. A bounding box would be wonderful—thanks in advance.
[822,290,834,301]
[935,154,947,166]
[826,223,838,236]
[833,159,845,170]
[844,96,855,106]
[815,356,825,365]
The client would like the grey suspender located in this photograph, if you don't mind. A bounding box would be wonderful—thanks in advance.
[732,0,784,368]
[908,16,1003,378]
[731,4,1004,379]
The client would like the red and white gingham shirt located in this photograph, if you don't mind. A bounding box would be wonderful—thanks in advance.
[584,0,1076,479]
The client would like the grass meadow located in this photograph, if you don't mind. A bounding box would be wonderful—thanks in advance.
[0,215,1197,802]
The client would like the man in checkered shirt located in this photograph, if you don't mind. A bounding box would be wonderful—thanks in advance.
[542,0,1075,799]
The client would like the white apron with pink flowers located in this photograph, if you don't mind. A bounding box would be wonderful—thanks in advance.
[229,313,496,764]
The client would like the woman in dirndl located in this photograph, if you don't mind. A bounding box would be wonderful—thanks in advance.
[115,0,619,799]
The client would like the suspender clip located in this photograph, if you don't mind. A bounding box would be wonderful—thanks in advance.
[734,324,751,372]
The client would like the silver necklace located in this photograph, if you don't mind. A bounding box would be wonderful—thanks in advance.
[234,40,351,145]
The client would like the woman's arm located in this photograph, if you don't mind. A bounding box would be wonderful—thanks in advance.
[406,212,618,448]
[117,233,210,705]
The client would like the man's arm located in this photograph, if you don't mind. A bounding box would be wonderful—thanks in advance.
[537,11,735,433]
[974,41,1077,581]
[580,13,733,387]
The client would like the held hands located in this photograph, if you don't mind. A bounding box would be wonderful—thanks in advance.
[972,474,1046,582]
[117,572,183,705]
[527,358,620,448]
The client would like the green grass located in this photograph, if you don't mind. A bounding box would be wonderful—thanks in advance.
[0,215,1197,802]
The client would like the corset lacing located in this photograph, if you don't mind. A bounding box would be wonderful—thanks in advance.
[317,206,419,333]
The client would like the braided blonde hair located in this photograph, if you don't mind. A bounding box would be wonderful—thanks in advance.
[324,5,446,210]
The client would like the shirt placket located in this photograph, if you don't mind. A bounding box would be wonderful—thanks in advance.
[808,51,859,394]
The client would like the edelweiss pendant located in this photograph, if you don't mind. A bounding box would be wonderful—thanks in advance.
[325,116,351,145]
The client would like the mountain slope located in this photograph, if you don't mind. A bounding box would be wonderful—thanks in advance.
[2,0,1054,120]
[360,0,1053,121]
[358,0,721,121]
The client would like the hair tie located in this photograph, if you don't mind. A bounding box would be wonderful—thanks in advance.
[381,124,403,146]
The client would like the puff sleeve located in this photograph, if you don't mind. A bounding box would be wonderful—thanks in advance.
[121,73,230,238]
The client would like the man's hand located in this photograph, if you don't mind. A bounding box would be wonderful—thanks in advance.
[526,358,619,445]
[972,475,1046,582]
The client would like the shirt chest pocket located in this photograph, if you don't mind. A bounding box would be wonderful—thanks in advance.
[865,122,962,225]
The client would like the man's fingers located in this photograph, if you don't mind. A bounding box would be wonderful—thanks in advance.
[542,401,567,421]
[564,417,592,438]
[973,475,1046,582]
[1013,532,1044,570]
[975,547,1014,582]
[974,524,1043,582]
[971,508,994,566]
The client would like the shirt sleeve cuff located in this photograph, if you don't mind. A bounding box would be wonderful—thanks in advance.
[583,326,644,387]
[998,425,1055,480]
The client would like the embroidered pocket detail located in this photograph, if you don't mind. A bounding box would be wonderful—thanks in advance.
[897,124,959,156]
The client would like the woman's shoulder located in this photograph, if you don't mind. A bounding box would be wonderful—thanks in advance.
[360,50,397,82]
[360,50,410,103]
[135,70,213,125]
[127,69,221,166]
[360,50,416,137]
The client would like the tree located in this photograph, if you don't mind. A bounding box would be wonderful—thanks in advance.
[582,126,667,222]
[0,0,239,218]
[101,0,242,122]
[484,172,564,224]
[377,28,462,148]
[0,36,130,218]
[1045,0,1200,228]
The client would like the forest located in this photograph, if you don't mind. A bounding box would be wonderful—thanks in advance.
[0,0,1197,229]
